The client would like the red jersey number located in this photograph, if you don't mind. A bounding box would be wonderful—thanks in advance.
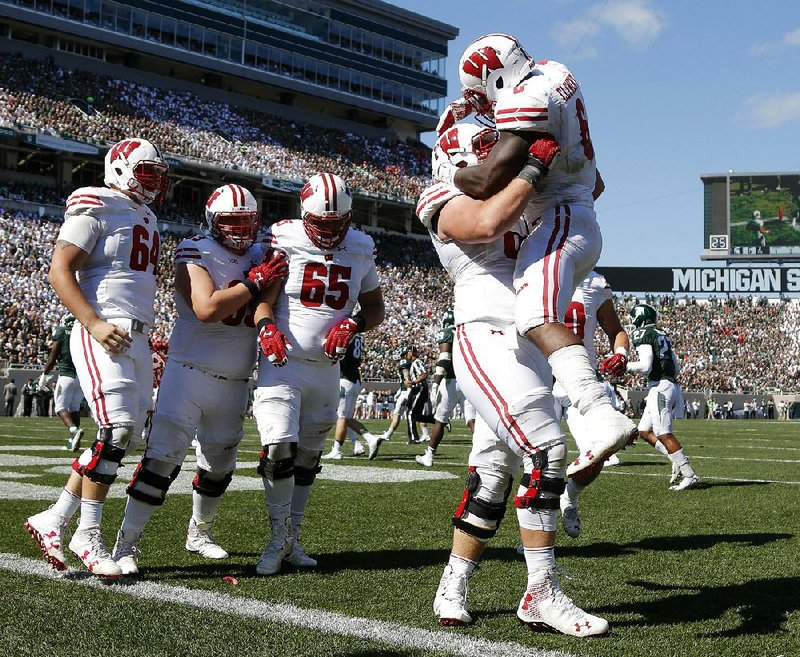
[129,225,160,273]
[221,280,256,327]
[565,301,586,339]
[575,98,595,161]
[300,263,351,310]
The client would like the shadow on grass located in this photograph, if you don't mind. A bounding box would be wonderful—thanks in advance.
[597,576,800,637]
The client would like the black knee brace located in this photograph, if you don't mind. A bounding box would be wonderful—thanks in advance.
[127,457,181,505]
[192,467,234,497]
[514,450,566,510]
[73,430,127,485]
[294,464,322,487]
[452,466,513,541]
[256,448,294,480]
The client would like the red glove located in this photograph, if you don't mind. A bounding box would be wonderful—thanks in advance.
[436,98,474,136]
[516,136,561,187]
[245,249,288,297]
[600,353,628,377]
[258,320,291,366]
[323,316,364,362]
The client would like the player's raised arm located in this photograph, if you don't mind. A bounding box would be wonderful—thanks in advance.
[254,283,291,366]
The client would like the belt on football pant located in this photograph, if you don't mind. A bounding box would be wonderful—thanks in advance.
[180,362,249,383]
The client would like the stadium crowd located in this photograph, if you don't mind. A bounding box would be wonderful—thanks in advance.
[3,203,799,394]
[0,54,430,201]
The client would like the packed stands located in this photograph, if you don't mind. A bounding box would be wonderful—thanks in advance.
[0,54,431,201]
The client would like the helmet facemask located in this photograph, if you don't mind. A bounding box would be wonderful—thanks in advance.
[303,211,352,250]
[130,160,171,204]
[212,211,260,254]
[300,173,353,250]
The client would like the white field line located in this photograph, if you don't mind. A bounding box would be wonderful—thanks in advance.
[601,470,800,486]
[0,553,574,657]
[628,453,800,464]
[0,445,71,451]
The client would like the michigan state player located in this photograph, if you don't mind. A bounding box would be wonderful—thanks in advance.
[416,309,465,467]
[40,314,86,451]
[375,345,414,450]
[627,304,699,490]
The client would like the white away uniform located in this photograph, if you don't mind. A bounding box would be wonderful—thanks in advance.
[59,186,158,436]
[144,235,265,473]
[495,61,603,332]
[253,221,380,451]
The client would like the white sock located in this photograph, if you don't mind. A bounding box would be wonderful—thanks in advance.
[290,484,313,536]
[120,496,158,540]
[69,426,78,435]
[448,553,477,577]
[427,446,436,456]
[668,448,695,477]
[192,491,223,526]
[654,440,669,456]
[262,476,293,523]
[346,428,358,445]
[422,426,430,438]
[523,545,555,581]
[329,441,343,455]
[78,499,104,531]
[565,478,583,505]
[50,487,80,523]
[548,345,610,415]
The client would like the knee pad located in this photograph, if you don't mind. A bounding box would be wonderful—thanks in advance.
[294,447,322,487]
[72,426,132,485]
[514,441,566,511]
[127,457,181,506]
[192,467,234,498]
[257,444,295,480]
[452,466,514,542]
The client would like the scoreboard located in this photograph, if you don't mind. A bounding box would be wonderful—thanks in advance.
[701,172,800,261]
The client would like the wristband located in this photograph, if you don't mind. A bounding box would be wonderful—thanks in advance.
[257,318,276,331]
[614,347,629,357]
[515,158,548,187]
[243,279,260,298]
[350,314,367,332]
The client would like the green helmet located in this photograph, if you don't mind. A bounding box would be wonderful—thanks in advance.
[60,313,76,329]
[629,303,657,328]
[441,309,455,328]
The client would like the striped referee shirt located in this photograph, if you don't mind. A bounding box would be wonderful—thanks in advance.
[409,358,427,382]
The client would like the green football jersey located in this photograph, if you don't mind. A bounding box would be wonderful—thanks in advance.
[631,326,677,383]
[397,358,411,383]
[434,325,455,379]
[435,325,454,346]
[53,326,77,378]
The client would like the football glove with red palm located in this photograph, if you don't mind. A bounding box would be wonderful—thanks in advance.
[600,353,628,377]
[244,249,289,298]
[258,319,292,366]
[436,98,474,136]
[323,315,366,362]
[516,135,561,188]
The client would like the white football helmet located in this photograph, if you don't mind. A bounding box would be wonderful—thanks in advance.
[459,33,533,119]
[300,173,353,249]
[104,138,169,204]
[205,184,260,253]
[431,123,499,172]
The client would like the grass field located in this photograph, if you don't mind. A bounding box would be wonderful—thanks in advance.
[0,416,798,657]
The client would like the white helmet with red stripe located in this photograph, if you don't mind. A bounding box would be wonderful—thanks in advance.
[300,173,353,250]
[104,138,170,204]
[205,184,260,253]
[459,33,533,119]
[431,123,499,171]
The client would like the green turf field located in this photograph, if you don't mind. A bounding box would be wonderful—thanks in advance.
[0,417,798,657]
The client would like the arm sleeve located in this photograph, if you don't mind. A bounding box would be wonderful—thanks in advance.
[627,344,654,375]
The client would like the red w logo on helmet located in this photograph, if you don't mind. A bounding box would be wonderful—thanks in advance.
[206,189,222,208]
[462,47,504,79]
[109,139,141,161]
[300,182,314,202]
[437,128,460,153]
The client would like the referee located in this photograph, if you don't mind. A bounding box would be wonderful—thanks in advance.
[406,346,434,443]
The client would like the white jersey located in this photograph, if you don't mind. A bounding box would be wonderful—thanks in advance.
[419,183,529,325]
[57,186,159,325]
[563,271,613,366]
[265,220,380,363]
[168,235,265,379]
[494,60,597,221]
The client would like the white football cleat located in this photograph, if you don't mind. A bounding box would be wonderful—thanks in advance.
[284,539,317,568]
[112,529,140,576]
[566,405,637,478]
[256,517,293,576]
[24,510,67,572]
[186,519,229,559]
[560,503,581,539]
[434,565,472,626]
[517,568,609,637]
[669,474,700,491]
[365,433,384,460]
[415,451,434,467]
[69,527,123,579]
[669,461,681,484]
[321,448,343,460]
[65,428,84,452]
[352,440,365,456]
[603,453,620,467]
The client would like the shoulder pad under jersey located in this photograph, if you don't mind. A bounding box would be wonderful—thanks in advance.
[416,183,463,228]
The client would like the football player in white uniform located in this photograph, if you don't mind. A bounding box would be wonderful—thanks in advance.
[419,123,608,636]
[434,34,636,478]
[553,271,631,538]
[111,185,288,576]
[252,173,385,576]
[25,138,169,578]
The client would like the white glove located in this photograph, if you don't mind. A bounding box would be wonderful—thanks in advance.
[436,99,474,136]
[37,374,48,390]
[430,382,441,408]
[433,157,457,186]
